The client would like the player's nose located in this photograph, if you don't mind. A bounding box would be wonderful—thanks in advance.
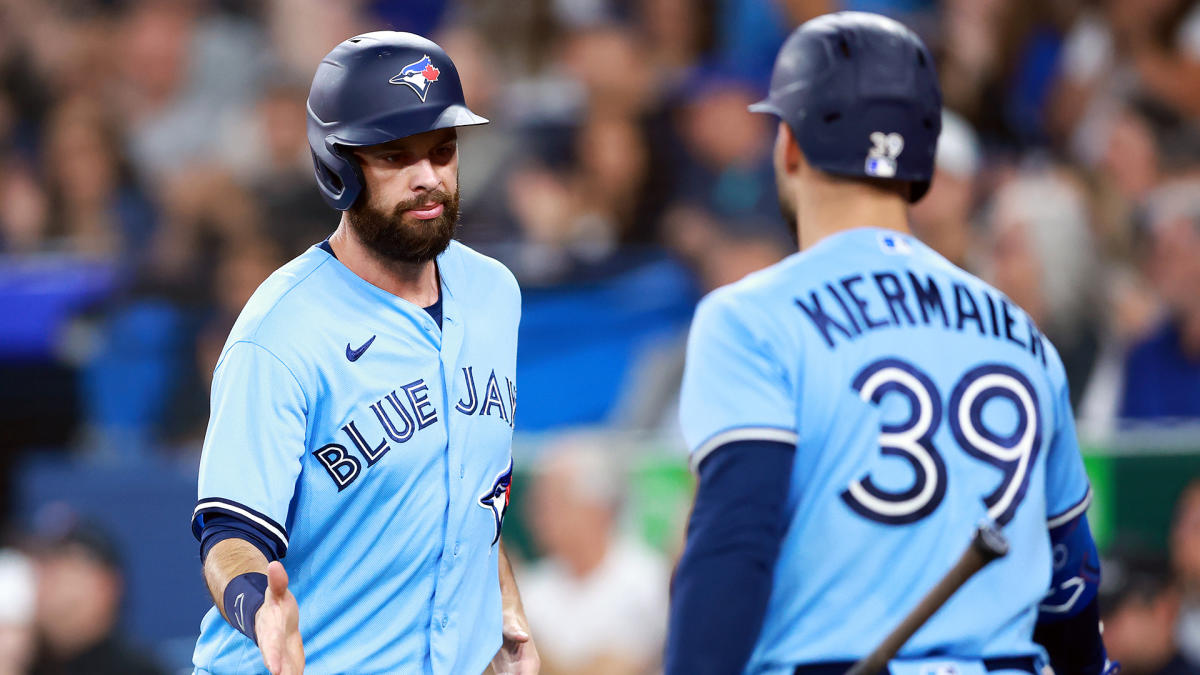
[408,158,442,193]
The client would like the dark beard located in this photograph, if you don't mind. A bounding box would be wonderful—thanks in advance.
[345,189,460,264]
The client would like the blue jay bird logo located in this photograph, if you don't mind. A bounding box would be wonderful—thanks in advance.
[389,55,441,102]
[478,458,513,545]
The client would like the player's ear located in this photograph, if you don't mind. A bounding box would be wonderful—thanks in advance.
[776,122,802,175]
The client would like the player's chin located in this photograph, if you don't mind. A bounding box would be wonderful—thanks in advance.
[399,218,458,260]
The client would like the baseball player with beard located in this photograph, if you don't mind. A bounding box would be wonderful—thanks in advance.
[190,32,539,675]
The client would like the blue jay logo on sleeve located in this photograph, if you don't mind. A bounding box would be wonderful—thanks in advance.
[389,55,440,102]
[478,458,513,545]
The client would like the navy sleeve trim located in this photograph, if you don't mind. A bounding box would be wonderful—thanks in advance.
[1047,487,1092,529]
[192,497,289,555]
[200,519,279,564]
[691,426,798,474]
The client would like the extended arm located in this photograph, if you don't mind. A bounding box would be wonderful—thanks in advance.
[491,539,540,674]
[202,537,304,675]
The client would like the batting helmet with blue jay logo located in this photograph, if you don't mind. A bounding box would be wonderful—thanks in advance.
[306,31,488,211]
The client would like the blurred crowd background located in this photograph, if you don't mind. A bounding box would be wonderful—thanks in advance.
[0,0,1199,673]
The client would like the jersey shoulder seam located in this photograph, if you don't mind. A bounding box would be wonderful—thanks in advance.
[220,339,311,412]
[456,242,520,292]
[243,253,335,344]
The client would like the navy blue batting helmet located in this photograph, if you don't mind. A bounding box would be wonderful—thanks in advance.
[749,12,942,202]
[306,31,488,210]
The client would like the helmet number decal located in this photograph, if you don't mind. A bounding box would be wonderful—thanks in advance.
[865,131,904,178]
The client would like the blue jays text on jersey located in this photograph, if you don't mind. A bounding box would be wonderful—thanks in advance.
[678,228,1092,674]
[191,240,519,675]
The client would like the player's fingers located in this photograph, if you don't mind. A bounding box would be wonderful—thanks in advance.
[283,636,305,675]
[267,560,290,598]
[258,609,283,674]
[262,639,281,675]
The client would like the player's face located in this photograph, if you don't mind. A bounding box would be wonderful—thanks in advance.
[347,128,461,264]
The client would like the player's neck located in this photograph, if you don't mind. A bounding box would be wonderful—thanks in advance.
[328,223,440,307]
[794,179,911,250]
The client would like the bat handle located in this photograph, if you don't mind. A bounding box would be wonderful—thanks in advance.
[845,522,1009,675]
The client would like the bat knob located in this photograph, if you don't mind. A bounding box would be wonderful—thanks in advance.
[972,520,1010,562]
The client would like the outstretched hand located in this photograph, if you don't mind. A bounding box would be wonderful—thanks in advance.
[256,561,305,675]
[489,609,540,675]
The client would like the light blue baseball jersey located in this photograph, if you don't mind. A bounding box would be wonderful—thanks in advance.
[679,228,1091,674]
[191,240,519,674]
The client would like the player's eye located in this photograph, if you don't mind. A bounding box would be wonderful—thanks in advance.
[434,144,456,161]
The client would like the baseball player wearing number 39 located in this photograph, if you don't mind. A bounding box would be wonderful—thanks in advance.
[189,32,539,675]
[665,12,1116,675]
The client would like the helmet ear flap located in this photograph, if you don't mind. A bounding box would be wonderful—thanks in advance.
[310,141,363,210]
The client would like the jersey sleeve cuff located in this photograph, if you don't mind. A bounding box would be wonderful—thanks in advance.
[690,426,799,474]
[192,497,290,556]
[1047,487,1092,529]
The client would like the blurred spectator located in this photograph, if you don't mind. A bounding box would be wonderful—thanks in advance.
[910,109,983,269]
[709,0,797,88]
[0,549,36,675]
[1054,0,1200,146]
[939,0,1069,148]
[144,166,263,303]
[671,74,777,232]
[1100,549,1200,675]
[980,167,1103,405]
[41,96,157,264]
[30,520,162,675]
[635,0,716,86]
[221,74,333,258]
[116,0,266,184]
[0,158,49,254]
[662,205,788,293]
[264,0,366,78]
[573,114,654,245]
[1120,179,1200,419]
[1174,480,1200,664]
[558,22,657,120]
[522,436,669,675]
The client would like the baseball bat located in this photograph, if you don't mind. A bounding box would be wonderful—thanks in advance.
[845,522,1010,675]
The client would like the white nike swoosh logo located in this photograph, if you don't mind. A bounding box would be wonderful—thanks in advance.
[235,592,246,631]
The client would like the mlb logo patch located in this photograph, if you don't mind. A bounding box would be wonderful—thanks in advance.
[865,131,904,178]
[877,232,913,255]
[390,54,441,102]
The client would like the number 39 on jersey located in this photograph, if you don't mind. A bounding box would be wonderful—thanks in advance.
[842,357,1042,527]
